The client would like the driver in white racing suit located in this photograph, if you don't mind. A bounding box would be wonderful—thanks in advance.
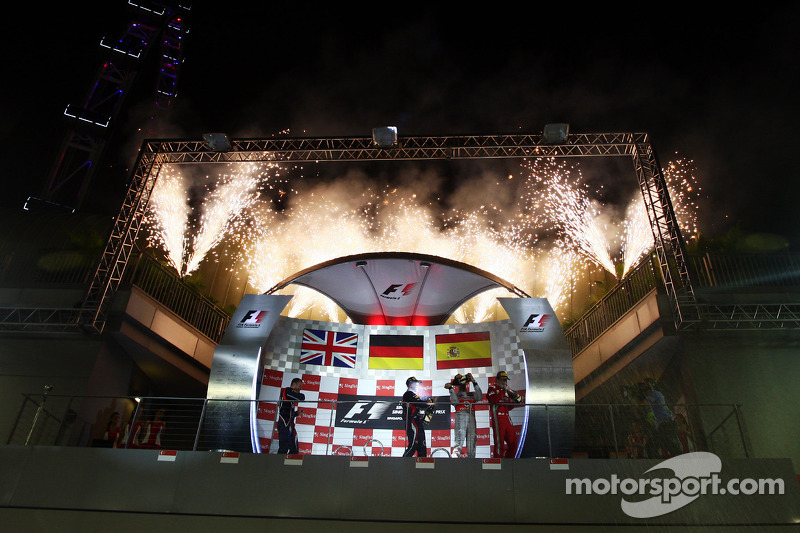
[444,373,483,458]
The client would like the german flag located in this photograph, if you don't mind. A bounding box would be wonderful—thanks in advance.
[435,332,491,369]
[368,335,424,370]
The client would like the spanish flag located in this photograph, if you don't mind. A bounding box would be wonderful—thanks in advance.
[435,332,491,369]
[369,335,424,370]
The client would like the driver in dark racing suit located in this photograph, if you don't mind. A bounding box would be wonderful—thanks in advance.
[277,378,305,454]
[402,376,431,457]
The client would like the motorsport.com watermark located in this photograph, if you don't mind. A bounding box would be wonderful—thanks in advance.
[565,452,785,518]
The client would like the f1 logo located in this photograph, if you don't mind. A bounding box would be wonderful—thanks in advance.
[380,283,417,299]
[237,310,267,328]
[521,313,548,332]
[343,401,390,420]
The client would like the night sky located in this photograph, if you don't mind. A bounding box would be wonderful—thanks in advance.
[3,4,800,246]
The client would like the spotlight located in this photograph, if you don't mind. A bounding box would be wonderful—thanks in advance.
[372,126,398,147]
[543,123,569,144]
[202,133,231,152]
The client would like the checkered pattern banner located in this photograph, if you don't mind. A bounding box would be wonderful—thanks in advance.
[257,317,526,458]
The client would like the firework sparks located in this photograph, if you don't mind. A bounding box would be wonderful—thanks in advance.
[664,157,702,242]
[183,162,279,275]
[620,157,702,276]
[621,196,653,276]
[146,162,279,275]
[146,166,190,271]
[539,245,582,310]
[522,158,618,276]
[145,155,702,324]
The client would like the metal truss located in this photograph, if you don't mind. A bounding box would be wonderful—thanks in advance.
[631,141,697,327]
[0,308,94,333]
[77,131,696,334]
[147,132,644,164]
[680,303,800,330]
[82,150,162,331]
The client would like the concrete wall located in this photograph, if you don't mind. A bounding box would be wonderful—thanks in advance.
[0,287,213,446]
[0,336,103,444]
[573,324,800,469]
[0,446,797,531]
[681,331,800,466]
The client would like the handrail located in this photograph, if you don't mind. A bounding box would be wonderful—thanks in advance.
[565,254,660,356]
[689,252,800,288]
[124,253,230,342]
[7,394,751,460]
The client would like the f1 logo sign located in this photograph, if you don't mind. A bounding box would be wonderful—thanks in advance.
[237,310,267,328]
[521,313,548,332]
[343,401,391,420]
[380,283,417,300]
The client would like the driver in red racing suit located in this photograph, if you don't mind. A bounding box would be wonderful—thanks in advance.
[486,370,523,458]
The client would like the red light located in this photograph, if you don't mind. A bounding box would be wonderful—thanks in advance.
[365,315,386,326]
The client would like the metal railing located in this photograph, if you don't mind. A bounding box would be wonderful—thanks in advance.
[124,253,231,342]
[565,255,660,356]
[564,251,800,356]
[0,251,230,338]
[689,252,800,289]
[6,394,752,460]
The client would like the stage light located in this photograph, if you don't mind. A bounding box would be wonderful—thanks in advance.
[202,133,231,152]
[543,123,569,144]
[372,126,398,147]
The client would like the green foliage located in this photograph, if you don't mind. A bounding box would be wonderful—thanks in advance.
[687,224,789,253]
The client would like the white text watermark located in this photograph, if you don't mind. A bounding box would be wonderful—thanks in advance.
[565,452,785,518]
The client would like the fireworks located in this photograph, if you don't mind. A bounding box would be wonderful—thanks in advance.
[664,157,702,242]
[146,162,280,275]
[620,156,702,276]
[146,166,190,271]
[621,195,653,277]
[522,156,702,279]
[144,155,702,323]
[521,158,618,276]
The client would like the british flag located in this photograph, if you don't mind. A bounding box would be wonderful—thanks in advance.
[300,329,358,368]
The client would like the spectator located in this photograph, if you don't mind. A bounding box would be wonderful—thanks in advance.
[643,379,681,458]
[139,409,166,449]
[625,421,647,458]
[103,412,121,448]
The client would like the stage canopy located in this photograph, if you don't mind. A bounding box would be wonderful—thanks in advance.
[266,252,529,326]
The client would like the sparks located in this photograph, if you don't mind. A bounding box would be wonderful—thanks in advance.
[144,156,702,323]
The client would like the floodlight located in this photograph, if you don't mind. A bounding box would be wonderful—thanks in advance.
[372,126,398,147]
[543,123,569,144]
[202,133,231,152]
